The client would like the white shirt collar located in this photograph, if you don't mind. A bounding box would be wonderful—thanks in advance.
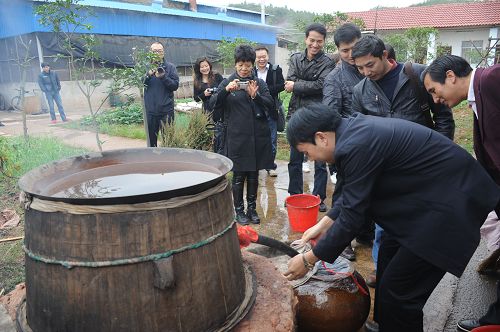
[256,63,269,80]
[467,68,477,118]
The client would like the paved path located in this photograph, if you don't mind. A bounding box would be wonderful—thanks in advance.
[0,108,145,151]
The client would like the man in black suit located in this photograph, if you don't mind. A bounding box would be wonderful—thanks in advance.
[284,104,499,332]
[254,46,285,177]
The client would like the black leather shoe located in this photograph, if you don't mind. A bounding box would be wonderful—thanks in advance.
[319,201,327,212]
[340,245,356,261]
[246,209,260,224]
[457,320,481,332]
[235,211,250,225]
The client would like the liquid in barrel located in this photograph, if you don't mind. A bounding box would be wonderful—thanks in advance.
[52,170,218,198]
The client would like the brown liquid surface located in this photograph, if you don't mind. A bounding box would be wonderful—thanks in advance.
[52,171,219,198]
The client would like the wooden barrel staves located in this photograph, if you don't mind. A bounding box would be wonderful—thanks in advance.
[18,148,251,332]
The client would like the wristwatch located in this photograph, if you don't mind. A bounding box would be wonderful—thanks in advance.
[302,253,315,270]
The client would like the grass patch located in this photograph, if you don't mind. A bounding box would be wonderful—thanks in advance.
[452,101,474,154]
[0,136,90,292]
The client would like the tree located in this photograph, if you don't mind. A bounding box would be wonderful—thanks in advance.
[384,27,439,63]
[216,37,257,73]
[295,12,365,54]
[35,0,130,151]
[13,36,35,141]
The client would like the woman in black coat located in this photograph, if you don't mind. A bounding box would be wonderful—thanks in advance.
[193,57,223,113]
[209,45,273,225]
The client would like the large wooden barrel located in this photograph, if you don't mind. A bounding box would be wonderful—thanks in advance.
[19,148,249,332]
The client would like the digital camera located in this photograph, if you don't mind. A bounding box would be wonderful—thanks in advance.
[237,81,249,90]
[207,87,219,94]
[156,67,165,75]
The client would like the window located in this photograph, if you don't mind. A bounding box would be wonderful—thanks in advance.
[461,40,484,65]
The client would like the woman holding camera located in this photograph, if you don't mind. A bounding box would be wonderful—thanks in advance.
[193,57,223,113]
[209,45,273,225]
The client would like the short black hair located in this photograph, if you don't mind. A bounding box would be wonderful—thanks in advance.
[423,55,473,84]
[234,44,256,64]
[351,35,386,59]
[305,23,327,39]
[287,103,342,147]
[334,23,361,47]
[254,46,269,54]
[385,43,396,60]
[41,62,49,68]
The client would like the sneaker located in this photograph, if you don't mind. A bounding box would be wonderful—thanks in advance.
[302,162,310,173]
[366,270,377,288]
[50,120,57,124]
[340,245,356,261]
[62,118,70,122]
[457,320,481,332]
[268,169,278,177]
[319,201,327,212]
[330,172,337,184]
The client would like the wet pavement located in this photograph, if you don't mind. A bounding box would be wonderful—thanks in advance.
[1,108,497,331]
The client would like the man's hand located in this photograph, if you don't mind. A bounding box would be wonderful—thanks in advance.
[284,80,294,93]
[284,250,319,281]
[300,215,334,245]
[155,71,165,78]
[226,79,240,92]
[247,80,258,99]
[148,69,155,76]
[284,254,308,281]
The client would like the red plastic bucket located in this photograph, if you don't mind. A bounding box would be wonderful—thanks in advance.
[286,194,321,232]
[472,326,500,332]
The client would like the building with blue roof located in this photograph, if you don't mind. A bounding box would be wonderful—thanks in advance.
[0,0,278,104]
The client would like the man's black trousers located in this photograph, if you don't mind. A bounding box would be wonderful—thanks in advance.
[374,236,446,332]
[287,145,327,200]
[147,112,174,147]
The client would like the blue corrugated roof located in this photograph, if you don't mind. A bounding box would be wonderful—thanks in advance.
[73,0,274,29]
[1,0,276,44]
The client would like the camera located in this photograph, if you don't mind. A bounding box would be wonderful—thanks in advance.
[156,67,165,75]
[237,81,249,90]
[207,87,218,94]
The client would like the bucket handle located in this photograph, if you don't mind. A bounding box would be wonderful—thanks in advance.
[153,257,175,290]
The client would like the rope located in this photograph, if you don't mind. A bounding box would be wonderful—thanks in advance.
[21,179,228,214]
[23,221,235,269]
[321,261,370,297]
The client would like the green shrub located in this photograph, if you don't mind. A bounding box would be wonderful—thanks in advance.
[81,103,144,126]
[159,111,212,151]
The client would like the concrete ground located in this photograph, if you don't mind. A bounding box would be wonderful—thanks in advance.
[0,107,497,331]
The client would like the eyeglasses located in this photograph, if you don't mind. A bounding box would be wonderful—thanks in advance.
[151,49,164,54]
[235,64,253,70]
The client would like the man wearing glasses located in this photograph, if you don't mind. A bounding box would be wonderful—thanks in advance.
[144,41,179,147]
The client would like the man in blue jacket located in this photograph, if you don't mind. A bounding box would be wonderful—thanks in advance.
[284,104,499,332]
[37,62,67,124]
[144,42,179,147]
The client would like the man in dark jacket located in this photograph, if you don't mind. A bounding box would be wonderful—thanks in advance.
[38,62,67,124]
[423,55,500,332]
[350,35,456,291]
[351,35,455,139]
[285,23,335,211]
[254,46,285,177]
[144,42,179,147]
[284,105,499,332]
